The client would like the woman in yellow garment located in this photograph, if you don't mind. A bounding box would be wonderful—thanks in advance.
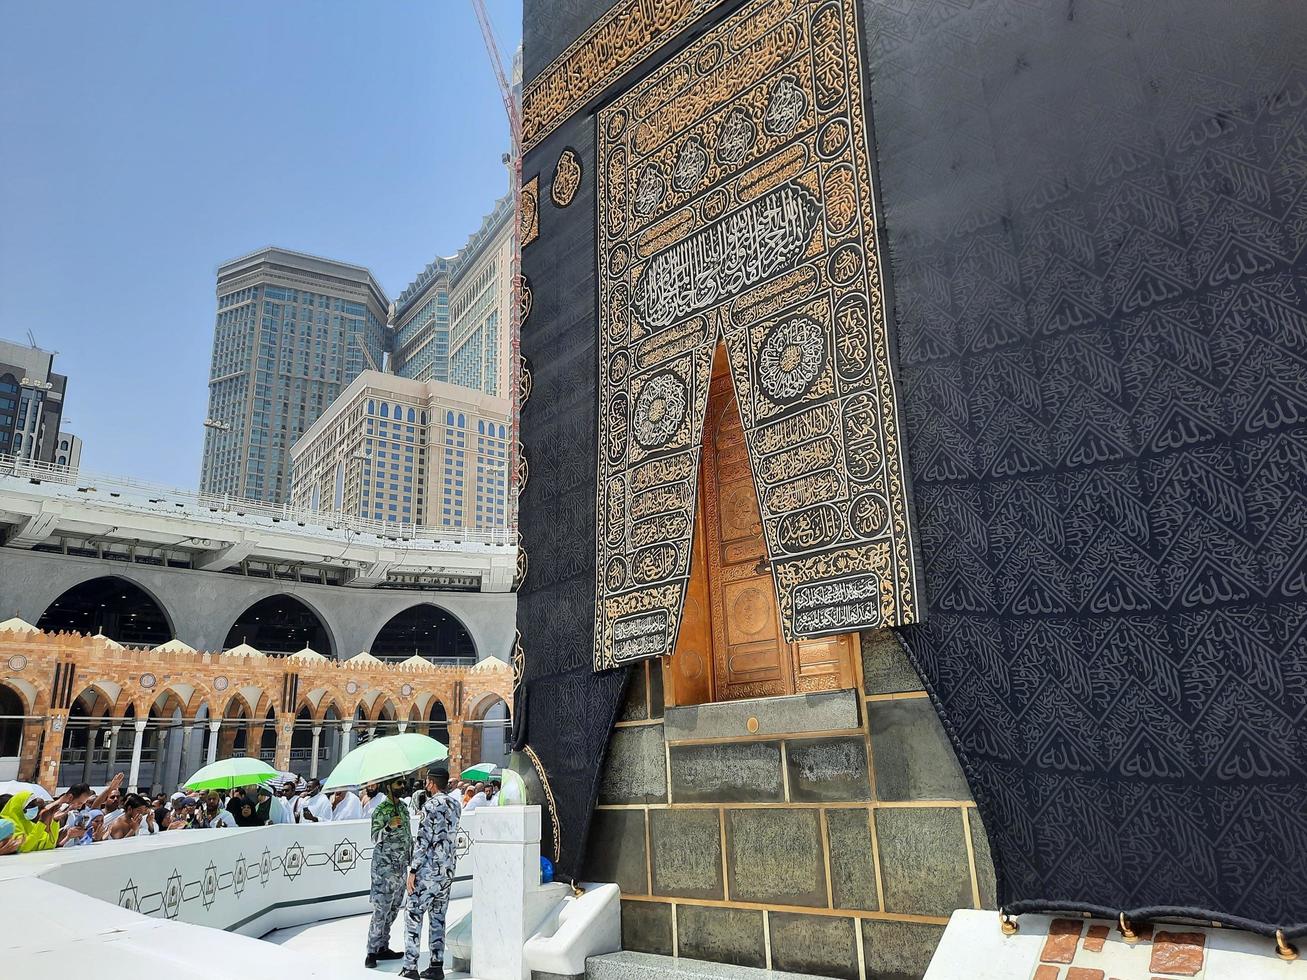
[0,790,59,852]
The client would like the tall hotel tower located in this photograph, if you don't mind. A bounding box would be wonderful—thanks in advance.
[199,248,389,502]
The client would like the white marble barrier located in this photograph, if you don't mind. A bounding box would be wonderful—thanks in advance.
[2,875,376,978]
[0,815,480,937]
[470,805,567,980]
[0,819,376,937]
[927,909,1306,979]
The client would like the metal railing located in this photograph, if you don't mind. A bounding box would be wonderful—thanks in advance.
[0,453,514,547]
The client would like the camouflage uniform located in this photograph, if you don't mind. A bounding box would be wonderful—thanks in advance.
[403,792,461,972]
[367,795,412,955]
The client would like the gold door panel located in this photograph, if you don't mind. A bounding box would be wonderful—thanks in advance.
[667,345,857,706]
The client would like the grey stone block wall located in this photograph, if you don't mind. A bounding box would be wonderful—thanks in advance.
[675,905,767,969]
[598,723,667,805]
[587,640,993,980]
[769,913,861,980]
[649,809,724,899]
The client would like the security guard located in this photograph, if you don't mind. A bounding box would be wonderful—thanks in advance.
[399,766,461,980]
[364,776,411,968]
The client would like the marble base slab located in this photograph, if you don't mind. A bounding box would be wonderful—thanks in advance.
[926,909,1306,979]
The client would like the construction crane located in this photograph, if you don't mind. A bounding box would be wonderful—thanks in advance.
[470,0,523,533]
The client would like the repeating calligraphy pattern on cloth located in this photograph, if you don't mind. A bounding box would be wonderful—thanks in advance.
[866,0,1307,937]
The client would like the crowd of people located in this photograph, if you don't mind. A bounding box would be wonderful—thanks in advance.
[0,765,491,978]
[0,770,500,856]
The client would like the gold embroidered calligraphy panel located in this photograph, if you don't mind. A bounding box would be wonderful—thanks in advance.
[593,0,922,671]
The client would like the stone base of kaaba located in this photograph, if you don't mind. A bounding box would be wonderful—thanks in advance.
[587,950,828,980]
[578,632,993,980]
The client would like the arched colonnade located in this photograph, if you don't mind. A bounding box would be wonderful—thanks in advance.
[0,628,512,794]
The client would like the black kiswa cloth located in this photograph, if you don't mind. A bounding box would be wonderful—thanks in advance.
[512,89,625,879]
[869,0,1307,939]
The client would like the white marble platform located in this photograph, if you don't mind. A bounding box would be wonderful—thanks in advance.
[926,909,1306,979]
[265,897,474,977]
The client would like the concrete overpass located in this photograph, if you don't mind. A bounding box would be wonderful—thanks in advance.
[0,455,518,660]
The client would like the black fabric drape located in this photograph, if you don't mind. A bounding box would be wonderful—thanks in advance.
[515,107,632,879]
[517,0,1307,931]
[866,0,1307,934]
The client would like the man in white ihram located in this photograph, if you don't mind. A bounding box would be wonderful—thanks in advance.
[296,778,334,823]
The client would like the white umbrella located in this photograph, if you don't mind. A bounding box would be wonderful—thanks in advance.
[0,779,53,802]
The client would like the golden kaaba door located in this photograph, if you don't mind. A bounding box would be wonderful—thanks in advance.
[666,346,858,706]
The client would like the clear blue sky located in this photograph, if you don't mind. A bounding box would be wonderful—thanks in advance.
[0,0,521,485]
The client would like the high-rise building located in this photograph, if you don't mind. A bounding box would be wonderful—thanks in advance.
[448,195,513,397]
[391,195,512,397]
[289,370,510,530]
[390,257,452,384]
[0,337,68,464]
[200,248,389,502]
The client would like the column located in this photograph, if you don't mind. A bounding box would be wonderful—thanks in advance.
[127,719,147,793]
[447,721,465,776]
[36,711,69,795]
[339,721,354,759]
[106,723,122,778]
[81,724,100,783]
[273,713,294,773]
[155,724,172,794]
[309,725,322,779]
[206,720,221,765]
[367,724,377,744]
[178,723,195,785]
[17,717,44,782]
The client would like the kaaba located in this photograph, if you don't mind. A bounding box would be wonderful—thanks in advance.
[512,0,1307,975]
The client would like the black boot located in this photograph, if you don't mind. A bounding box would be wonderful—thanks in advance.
[364,953,377,968]
[398,969,420,980]
[419,965,444,980]
[374,949,403,961]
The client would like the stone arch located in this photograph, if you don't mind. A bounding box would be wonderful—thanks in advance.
[151,688,189,719]
[35,575,174,646]
[218,691,256,757]
[426,697,450,745]
[0,679,29,761]
[222,593,336,657]
[219,689,256,721]
[367,695,398,724]
[291,705,314,749]
[155,681,215,721]
[313,696,345,725]
[142,688,188,794]
[463,689,512,724]
[3,675,45,718]
[460,691,511,767]
[369,602,477,662]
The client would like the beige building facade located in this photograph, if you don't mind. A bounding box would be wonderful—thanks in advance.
[290,370,511,531]
[0,625,512,794]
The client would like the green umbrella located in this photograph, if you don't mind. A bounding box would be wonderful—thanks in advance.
[460,762,503,782]
[323,733,449,792]
[183,757,280,792]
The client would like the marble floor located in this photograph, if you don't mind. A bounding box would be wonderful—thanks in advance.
[263,896,474,978]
